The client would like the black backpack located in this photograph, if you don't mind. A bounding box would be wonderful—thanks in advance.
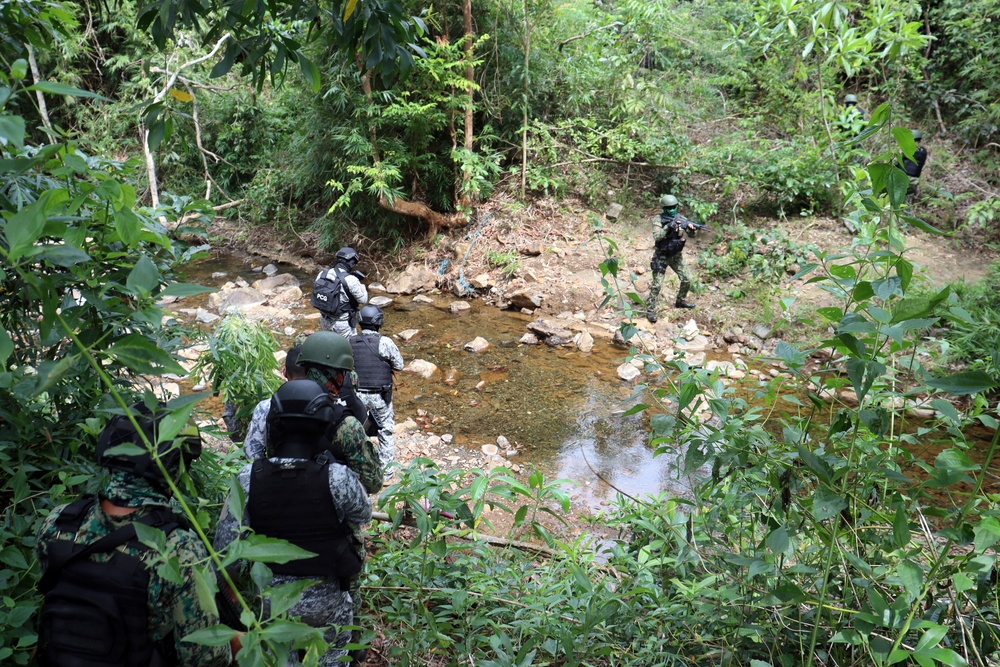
[36,498,187,667]
[310,266,352,316]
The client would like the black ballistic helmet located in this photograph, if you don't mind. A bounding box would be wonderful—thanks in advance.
[95,402,202,489]
[359,304,384,330]
[266,379,338,457]
[335,247,359,269]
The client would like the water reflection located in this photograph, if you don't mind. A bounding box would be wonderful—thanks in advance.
[552,379,702,511]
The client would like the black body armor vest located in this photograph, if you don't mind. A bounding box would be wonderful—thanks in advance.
[247,459,362,579]
[350,333,393,390]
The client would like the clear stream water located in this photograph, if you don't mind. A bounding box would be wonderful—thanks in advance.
[181,253,998,511]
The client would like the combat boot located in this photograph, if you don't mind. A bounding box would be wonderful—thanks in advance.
[675,299,696,309]
[646,309,658,323]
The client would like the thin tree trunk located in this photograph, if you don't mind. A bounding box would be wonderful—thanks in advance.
[142,123,161,209]
[520,0,530,200]
[459,0,475,209]
[816,58,843,216]
[26,44,53,135]
[358,55,466,239]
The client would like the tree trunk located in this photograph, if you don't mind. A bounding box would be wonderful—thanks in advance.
[358,55,467,239]
[459,0,475,210]
[520,0,530,200]
[26,44,53,135]
[142,123,161,209]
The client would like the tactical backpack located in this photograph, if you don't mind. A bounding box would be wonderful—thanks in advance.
[310,266,353,316]
[36,498,187,667]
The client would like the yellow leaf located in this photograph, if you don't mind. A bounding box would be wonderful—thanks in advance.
[343,0,358,22]
[168,88,194,103]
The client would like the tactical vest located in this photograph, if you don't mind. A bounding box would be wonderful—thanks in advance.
[36,498,186,667]
[655,214,686,256]
[350,333,393,390]
[247,459,363,579]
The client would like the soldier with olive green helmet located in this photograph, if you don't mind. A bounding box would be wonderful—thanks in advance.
[646,194,699,323]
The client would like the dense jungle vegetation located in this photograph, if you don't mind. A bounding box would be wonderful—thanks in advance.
[2,0,1000,665]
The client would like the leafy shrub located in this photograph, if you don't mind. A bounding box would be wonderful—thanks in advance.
[486,248,521,277]
[698,221,817,283]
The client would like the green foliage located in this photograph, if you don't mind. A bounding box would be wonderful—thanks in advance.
[698,221,817,283]
[926,0,1000,149]
[925,262,1000,369]
[192,315,283,431]
[486,248,520,277]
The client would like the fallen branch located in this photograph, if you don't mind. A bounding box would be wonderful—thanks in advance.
[371,510,558,559]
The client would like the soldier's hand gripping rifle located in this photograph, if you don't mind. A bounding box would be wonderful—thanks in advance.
[676,214,708,236]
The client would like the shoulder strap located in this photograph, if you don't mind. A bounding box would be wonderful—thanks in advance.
[40,504,187,594]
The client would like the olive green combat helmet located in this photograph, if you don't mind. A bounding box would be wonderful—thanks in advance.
[659,194,679,209]
[297,331,355,371]
[843,94,858,106]
[912,129,922,141]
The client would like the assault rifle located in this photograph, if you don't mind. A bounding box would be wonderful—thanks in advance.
[674,214,709,236]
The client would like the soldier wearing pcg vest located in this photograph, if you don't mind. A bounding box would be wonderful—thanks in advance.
[350,305,405,480]
[214,380,372,666]
[312,247,368,338]
[35,401,238,667]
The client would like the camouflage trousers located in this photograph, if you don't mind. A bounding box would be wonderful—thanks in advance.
[358,391,395,475]
[906,176,920,205]
[647,251,690,311]
[320,313,358,338]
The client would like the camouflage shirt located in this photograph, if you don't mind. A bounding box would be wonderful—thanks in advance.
[35,470,232,667]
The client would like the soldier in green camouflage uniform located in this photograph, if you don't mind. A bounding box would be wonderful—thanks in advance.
[35,409,233,667]
[647,194,699,323]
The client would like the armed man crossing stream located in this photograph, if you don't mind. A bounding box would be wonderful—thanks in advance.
[646,194,705,323]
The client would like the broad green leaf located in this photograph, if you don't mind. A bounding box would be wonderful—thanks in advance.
[765,525,790,555]
[27,81,107,99]
[902,215,948,236]
[797,445,833,485]
[240,534,316,563]
[6,193,50,261]
[924,371,999,396]
[192,564,219,618]
[159,282,215,298]
[266,579,315,618]
[896,559,923,602]
[973,517,1000,554]
[182,625,239,646]
[260,618,320,643]
[892,505,910,548]
[892,127,917,161]
[106,334,186,375]
[127,254,162,295]
[886,167,908,209]
[35,244,91,267]
[812,486,847,521]
[0,325,13,365]
[10,59,28,81]
[0,115,26,148]
[115,208,141,246]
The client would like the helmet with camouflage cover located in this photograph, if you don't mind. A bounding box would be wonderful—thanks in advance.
[659,194,678,209]
[843,94,858,105]
[297,331,354,371]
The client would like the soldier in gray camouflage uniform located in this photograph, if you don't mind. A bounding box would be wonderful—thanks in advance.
[351,305,405,479]
[214,380,372,666]
[646,194,700,323]
[36,405,235,667]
